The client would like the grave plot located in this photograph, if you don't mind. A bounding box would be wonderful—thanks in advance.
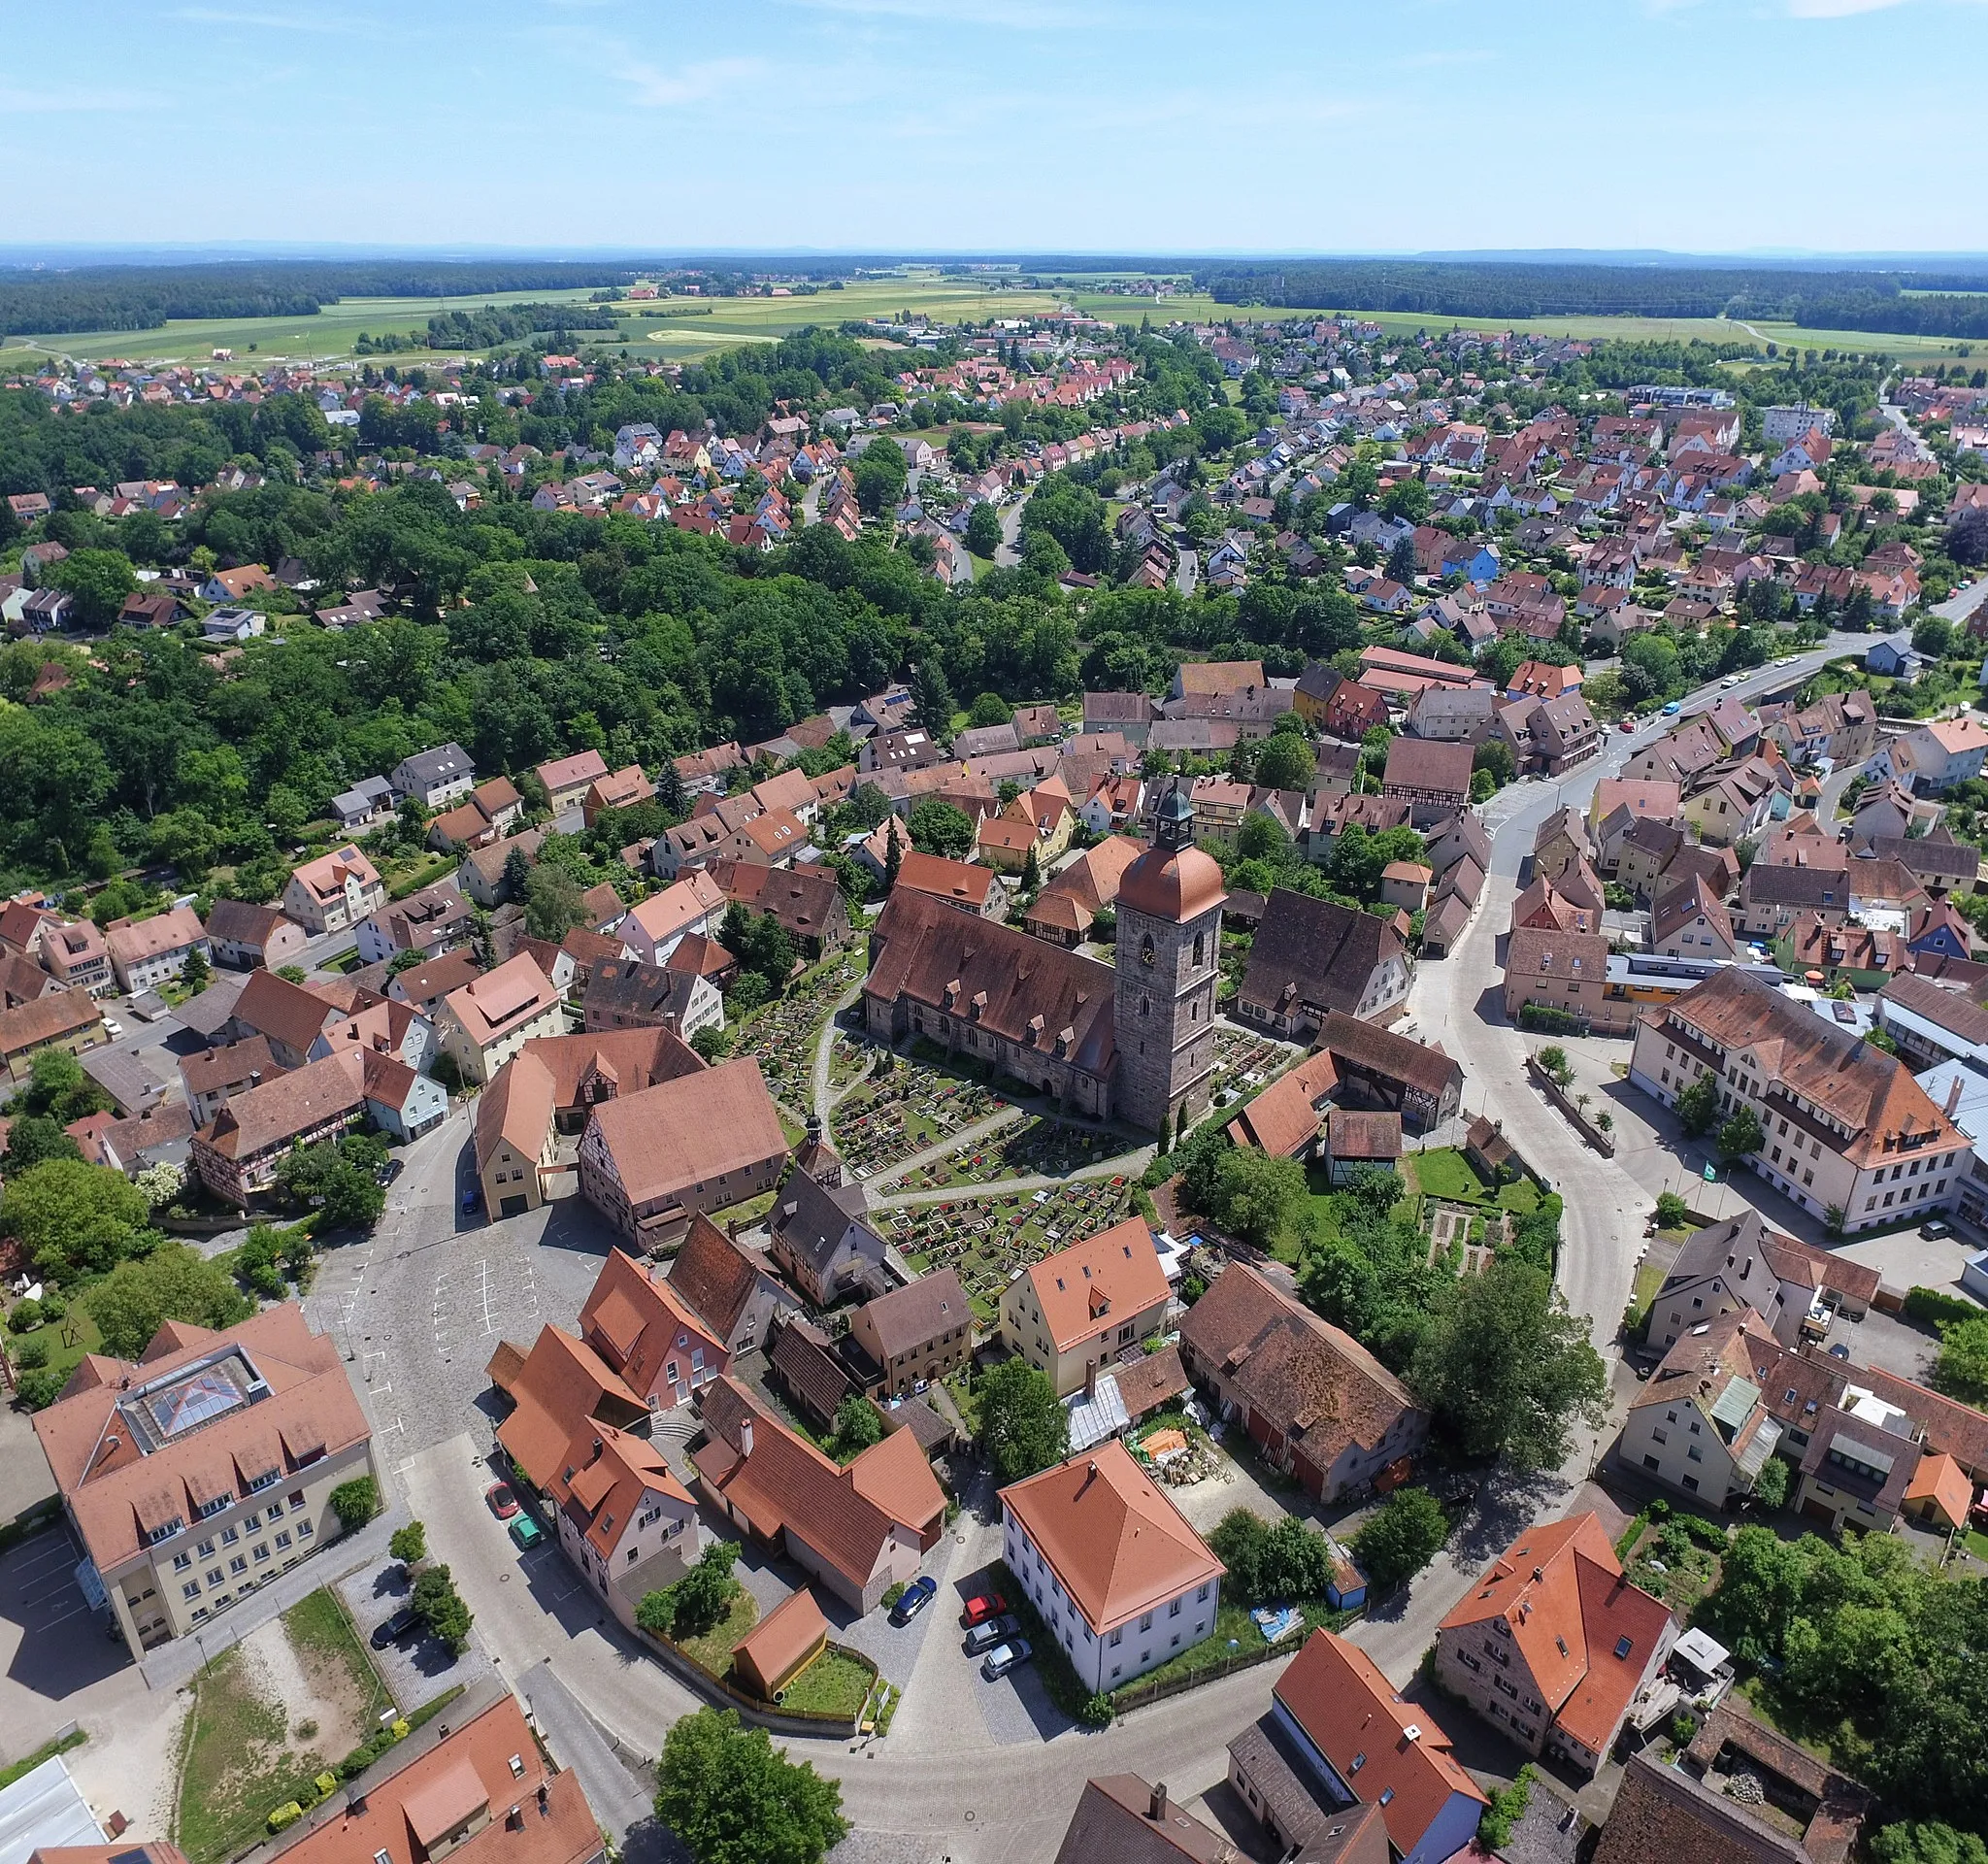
[913,1115,1135,1190]
[1207,1025,1301,1102]
[887,1175,1137,1320]
[828,1069,1005,1181]
[734,954,863,1108]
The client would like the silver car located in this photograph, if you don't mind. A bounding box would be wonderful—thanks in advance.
[981,1639,1033,1681]
[963,1614,1019,1656]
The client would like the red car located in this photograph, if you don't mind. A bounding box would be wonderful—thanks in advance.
[960,1592,1009,1627]
[484,1481,520,1519]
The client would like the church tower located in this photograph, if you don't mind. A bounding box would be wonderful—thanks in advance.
[1113,777,1227,1137]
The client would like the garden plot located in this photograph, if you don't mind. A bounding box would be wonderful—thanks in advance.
[1424,1202,1508,1276]
[913,1115,1137,1190]
[830,1071,1008,1180]
[889,1176,1138,1319]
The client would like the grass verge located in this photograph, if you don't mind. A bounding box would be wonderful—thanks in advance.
[779,1648,877,1718]
[0,1728,85,1791]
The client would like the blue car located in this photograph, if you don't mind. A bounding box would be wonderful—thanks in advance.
[1663,700,1682,715]
[461,1186,481,1215]
[889,1576,938,1625]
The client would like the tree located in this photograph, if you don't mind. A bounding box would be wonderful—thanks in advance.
[830,1394,883,1460]
[1352,1485,1448,1592]
[655,1709,848,1864]
[1207,1148,1308,1254]
[965,502,1003,557]
[1409,1256,1609,1469]
[882,818,904,890]
[523,862,588,941]
[180,943,211,992]
[1654,1192,1691,1230]
[411,1563,474,1653]
[330,1477,381,1531]
[1,1115,81,1176]
[977,1356,1068,1481]
[49,549,138,629]
[1020,842,1041,892]
[1872,1825,1988,1864]
[966,690,1011,728]
[1675,1072,1721,1136]
[1473,736,1515,788]
[277,1142,385,1232]
[1382,477,1432,525]
[82,1244,250,1357]
[0,1157,151,1281]
[1208,1509,1334,1605]
[909,658,954,734]
[1752,1453,1790,1511]
[389,1520,428,1568]
[1931,1314,1988,1407]
[908,797,974,860]
[1253,732,1315,793]
[1716,1108,1764,1162]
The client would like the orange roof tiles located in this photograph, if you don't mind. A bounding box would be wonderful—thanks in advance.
[1022,1217,1169,1356]
[998,1440,1222,1635]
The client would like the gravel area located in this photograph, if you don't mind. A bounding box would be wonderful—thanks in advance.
[337,1554,495,1713]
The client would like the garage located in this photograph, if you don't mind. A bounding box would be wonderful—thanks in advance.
[501,1194,529,1218]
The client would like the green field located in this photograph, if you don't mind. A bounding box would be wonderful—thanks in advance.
[6,269,1977,375]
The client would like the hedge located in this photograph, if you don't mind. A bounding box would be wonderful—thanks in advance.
[1905,1286,1983,1331]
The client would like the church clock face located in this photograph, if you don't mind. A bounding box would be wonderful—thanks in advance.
[1140,933,1156,967]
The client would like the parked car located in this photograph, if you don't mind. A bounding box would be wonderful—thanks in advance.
[960,1591,1010,1627]
[370,1606,421,1649]
[509,1514,544,1549]
[103,1017,125,1040]
[963,1615,1020,1656]
[1920,1218,1953,1239]
[981,1640,1033,1681]
[1619,717,1637,733]
[1722,675,1742,688]
[485,1481,519,1519]
[377,1158,405,1187]
[889,1576,938,1625]
[1663,700,1682,715]
[461,1186,481,1214]
[1828,1342,1851,1361]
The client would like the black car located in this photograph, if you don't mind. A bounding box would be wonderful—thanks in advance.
[377,1159,406,1187]
[370,1605,420,1649]
[888,1576,937,1626]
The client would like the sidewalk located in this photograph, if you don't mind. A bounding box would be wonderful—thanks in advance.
[516,1660,673,1861]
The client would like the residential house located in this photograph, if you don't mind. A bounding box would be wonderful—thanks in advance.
[1595,1731,1867,1864]
[1434,1513,1675,1775]
[999,1441,1223,1692]
[847,1269,974,1398]
[0,987,105,1081]
[1646,1209,1876,1355]
[1000,1217,1172,1396]
[1237,890,1411,1038]
[226,969,357,1068]
[180,1037,284,1126]
[191,1052,369,1206]
[1380,738,1474,826]
[1873,716,1988,795]
[1226,1632,1486,1864]
[618,870,727,967]
[1652,876,1739,962]
[1504,927,1623,1033]
[390,743,476,811]
[427,777,525,853]
[768,1161,891,1307]
[582,956,722,1045]
[692,1376,944,1612]
[440,953,568,1084]
[1179,1263,1427,1502]
[894,849,1010,919]
[666,1213,795,1361]
[1025,837,1144,947]
[385,949,482,1021]
[30,1305,375,1653]
[282,846,385,937]
[328,776,395,832]
[536,749,613,814]
[1316,1013,1464,1131]
[353,877,475,965]
[709,859,851,959]
[202,900,308,973]
[1225,1050,1340,1160]
[105,907,210,994]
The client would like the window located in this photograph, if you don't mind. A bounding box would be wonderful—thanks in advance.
[253,1544,271,1562]
[197,1539,215,1558]
[182,1581,200,1601]
[174,1552,192,1572]
[1614,1635,1634,1659]
[1378,1789,1395,1808]
[221,1527,239,1546]
[206,1568,223,1586]
[230,1555,248,1575]
[1197,1582,1210,1603]
[296,1521,313,1539]
[275,1531,291,1550]
[1349,1753,1367,1774]
[1139,1612,1153,1632]
[1169,1598,1181,1616]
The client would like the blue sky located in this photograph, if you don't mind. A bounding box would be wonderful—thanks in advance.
[4,0,1982,253]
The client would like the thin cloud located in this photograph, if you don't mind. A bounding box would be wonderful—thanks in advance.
[175,6,346,27]
[618,56,763,107]
[0,84,165,112]
[777,0,1096,22]
[1786,0,1906,14]
[1399,47,1495,66]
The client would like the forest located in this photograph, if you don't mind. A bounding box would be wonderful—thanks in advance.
[1196,257,1988,338]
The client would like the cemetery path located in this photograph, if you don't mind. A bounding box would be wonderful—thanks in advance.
[809,978,870,1120]
[871,1146,1152,1210]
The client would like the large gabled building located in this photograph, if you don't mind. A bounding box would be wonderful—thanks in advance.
[1630,967,1970,1233]
[31,1306,376,1653]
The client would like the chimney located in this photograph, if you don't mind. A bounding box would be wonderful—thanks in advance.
[1947,1075,1965,1117]
[1148,1783,1168,1822]
[739,1417,754,1458]
[1085,1359,1099,1401]
[248,1070,261,1087]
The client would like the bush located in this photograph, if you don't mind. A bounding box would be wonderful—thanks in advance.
[329,1478,381,1531]
[15,1368,63,1410]
[389,1521,427,1567]
[1519,1003,1583,1035]
[1753,1455,1790,1510]
[12,1335,49,1370]
[6,1299,41,1333]
[1654,1192,1692,1230]
[1209,1509,1337,1606]
[880,1581,907,1613]
[1671,1709,1701,1748]
[1478,1767,1535,1850]
[1905,1286,1982,1330]
[1079,1692,1116,1727]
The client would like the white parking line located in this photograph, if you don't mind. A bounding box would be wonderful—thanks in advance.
[478,1259,498,1336]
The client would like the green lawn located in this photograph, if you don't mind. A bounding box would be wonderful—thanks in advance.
[1402,1148,1541,1215]
[778,1648,877,1719]
[679,1589,760,1677]
[10,1305,102,1390]
[175,1591,393,1864]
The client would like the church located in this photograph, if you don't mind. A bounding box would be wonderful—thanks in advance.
[862,778,1227,1136]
